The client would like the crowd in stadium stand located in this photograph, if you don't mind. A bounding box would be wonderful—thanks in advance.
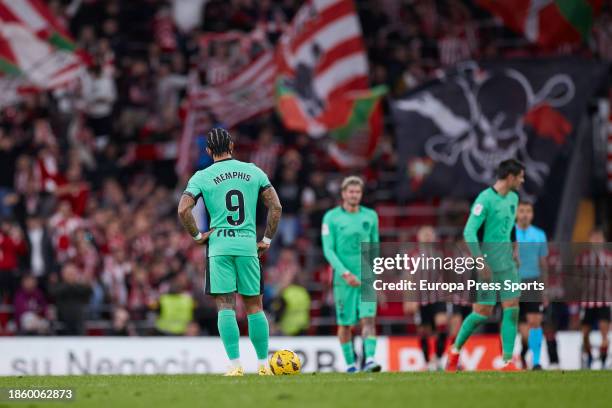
[1,0,611,336]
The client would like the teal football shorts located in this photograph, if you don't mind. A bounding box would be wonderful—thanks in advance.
[206,255,262,296]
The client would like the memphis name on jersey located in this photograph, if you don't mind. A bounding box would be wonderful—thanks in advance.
[213,171,251,184]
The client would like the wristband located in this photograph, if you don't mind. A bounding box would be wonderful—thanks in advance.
[192,232,203,241]
[262,236,272,245]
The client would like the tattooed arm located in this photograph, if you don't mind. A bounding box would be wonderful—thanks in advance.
[178,193,214,244]
[257,186,282,255]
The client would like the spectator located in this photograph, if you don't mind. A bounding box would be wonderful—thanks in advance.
[0,218,27,302]
[108,307,136,336]
[82,63,117,143]
[49,263,93,335]
[11,156,48,224]
[185,321,201,336]
[155,274,194,335]
[101,248,131,307]
[266,247,300,297]
[269,248,311,336]
[301,170,334,231]
[24,214,56,282]
[0,130,25,217]
[156,63,188,120]
[438,23,473,67]
[193,295,218,335]
[127,266,155,321]
[73,229,100,278]
[250,126,279,177]
[276,167,302,246]
[118,60,152,138]
[48,201,83,263]
[56,162,90,217]
[13,275,49,335]
[85,268,107,321]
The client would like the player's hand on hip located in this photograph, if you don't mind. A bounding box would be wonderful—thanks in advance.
[513,252,521,268]
[257,241,270,257]
[512,245,521,268]
[342,271,361,287]
[195,229,215,245]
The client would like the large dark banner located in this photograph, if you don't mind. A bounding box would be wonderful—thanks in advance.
[392,58,608,202]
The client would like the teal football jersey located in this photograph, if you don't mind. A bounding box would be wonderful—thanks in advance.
[463,186,519,270]
[464,187,519,244]
[184,158,272,256]
[321,206,380,278]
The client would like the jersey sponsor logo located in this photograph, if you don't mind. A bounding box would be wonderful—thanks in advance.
[217,229,237,237]
[321,223,330,236]
[213,171,251,185]
[472,203,483,216]
[215,229,252,238]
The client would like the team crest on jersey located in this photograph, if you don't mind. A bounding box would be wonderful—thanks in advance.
[362,221,370,231]
[510,204,515,213]
[321,223,330,236]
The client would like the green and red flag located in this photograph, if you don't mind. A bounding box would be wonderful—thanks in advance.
[0,33,20,76]
[326,85,387,168]
[477,0,602,47]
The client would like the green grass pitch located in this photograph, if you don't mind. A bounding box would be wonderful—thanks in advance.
[1,371,611,408]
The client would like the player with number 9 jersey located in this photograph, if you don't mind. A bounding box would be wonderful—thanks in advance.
[184,158,272,294]
[185,159,271,256]
[178,128,281,376]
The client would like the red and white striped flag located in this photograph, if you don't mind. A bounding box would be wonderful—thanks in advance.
[0,0,75,50]
[275,0,386,168]
[0,0,82,93]
[175,51,276,175]
[276,0,370,136]
[189,51,276,127]
[176,0,380,174]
